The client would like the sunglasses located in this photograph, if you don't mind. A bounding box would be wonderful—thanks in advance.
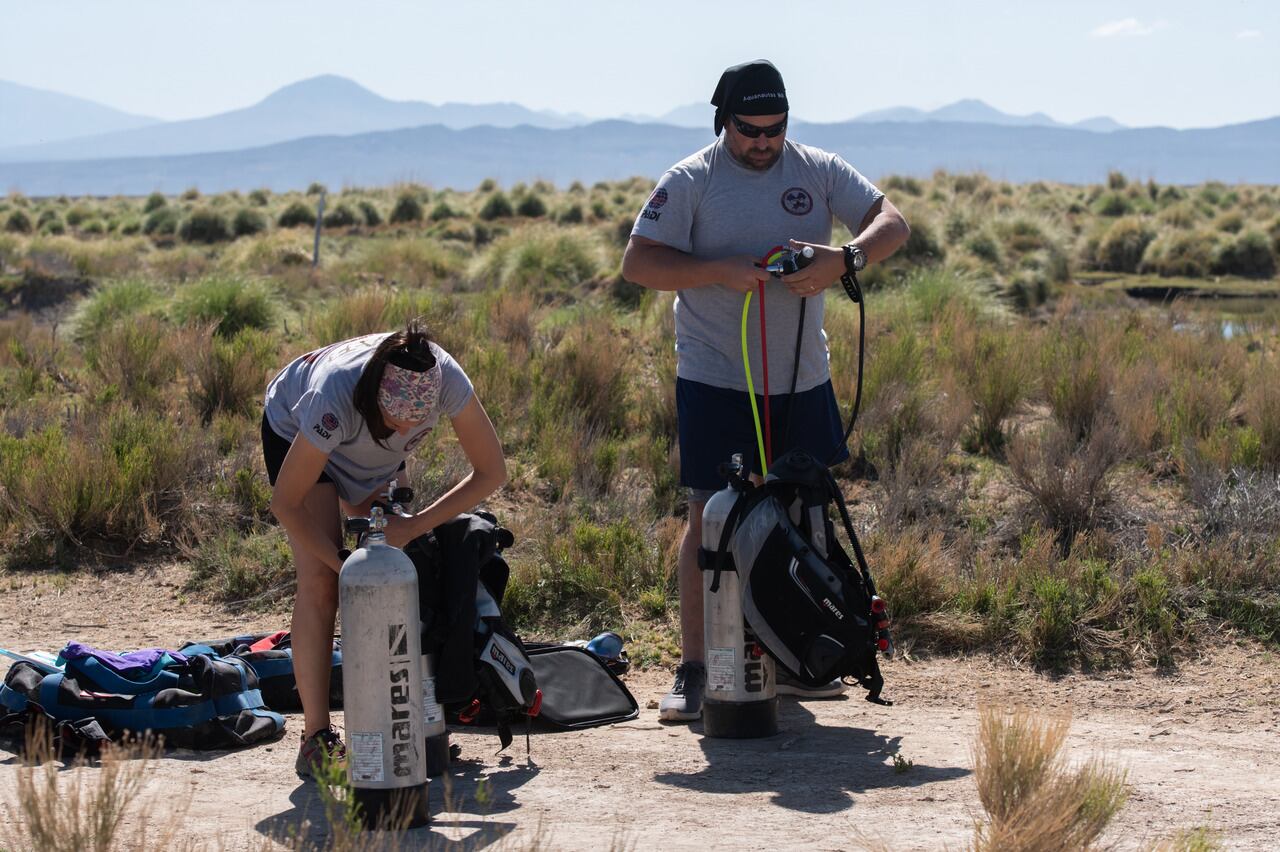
[731,114,787,139]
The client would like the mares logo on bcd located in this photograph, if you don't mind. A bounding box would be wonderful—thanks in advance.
[641,187,667,222]
[781,187,813,216]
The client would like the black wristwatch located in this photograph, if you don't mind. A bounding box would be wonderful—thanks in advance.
[842,243,867,274]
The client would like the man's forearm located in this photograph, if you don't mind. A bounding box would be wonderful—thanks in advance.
[622,241,724,291]
[853,203,911,265]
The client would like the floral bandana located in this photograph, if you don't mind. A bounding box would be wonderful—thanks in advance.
[378,361,441,423]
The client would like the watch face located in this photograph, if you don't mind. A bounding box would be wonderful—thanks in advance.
[853,249,866,271]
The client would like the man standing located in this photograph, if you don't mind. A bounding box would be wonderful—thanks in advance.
[622,59,910,722]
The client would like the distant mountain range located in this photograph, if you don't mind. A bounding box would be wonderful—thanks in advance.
[0,80,160,149]
[0,75,586,162]
[850,98,1126,133]
[0,75,1275,194]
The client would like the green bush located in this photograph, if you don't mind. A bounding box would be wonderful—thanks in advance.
[359,200,382,227]
[478,191,515,221]
[72,278,164,343]
[248,188,270,206]
[471,225,605,293]
[232,207,268,237]
[64,205,91,227]
[171,276,278,337]
[1140,230,1216,277]
[143,207,180,236]
[897,217,945,263]
[180,187,200,201]
[1213,231,1276,278]
[4,210,32,234]
[143,192,167,213]
[178,207,232,243]
[119,219,142,236]
[277,200,317,228]
[1096,216,1156,273]
[306,182,328,196]
[389,193,424,224]
[555,202,585,224]
[516,193,548,218]
[429,200,458,221]
[1093,192,1131,217]
[322,203,358,228]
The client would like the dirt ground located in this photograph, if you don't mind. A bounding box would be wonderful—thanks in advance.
[2,563,1279,850]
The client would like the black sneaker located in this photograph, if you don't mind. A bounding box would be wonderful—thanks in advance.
[658,661,706,722]
[296,725,346,780]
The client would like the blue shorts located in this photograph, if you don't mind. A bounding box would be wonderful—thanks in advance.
[676,377,849,500]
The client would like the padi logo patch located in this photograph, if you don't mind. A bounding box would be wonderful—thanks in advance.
[321,412,339,431]
[641,187,667,221]
[781,187,813,216]
[312,423,331,440]
[821,597,844,620]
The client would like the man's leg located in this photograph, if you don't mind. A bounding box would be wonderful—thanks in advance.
[660,499,708,722]
[678,501,705,663]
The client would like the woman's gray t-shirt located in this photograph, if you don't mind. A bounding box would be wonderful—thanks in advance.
[263,333,474,503]
[630,137,882,393]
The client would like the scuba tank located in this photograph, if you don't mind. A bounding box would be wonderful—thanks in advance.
[379,483,451,778]
[339,506,430,828]
[700,454,778,739]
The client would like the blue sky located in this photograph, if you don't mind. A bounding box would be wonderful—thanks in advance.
[2,0,1276,128]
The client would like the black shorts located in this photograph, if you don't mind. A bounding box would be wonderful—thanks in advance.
[261,414,335,486]
[676,377,849,500]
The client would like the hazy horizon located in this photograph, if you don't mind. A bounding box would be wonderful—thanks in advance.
[2,1,1276,130]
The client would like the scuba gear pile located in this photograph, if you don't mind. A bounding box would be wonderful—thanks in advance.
[702,243,893,735]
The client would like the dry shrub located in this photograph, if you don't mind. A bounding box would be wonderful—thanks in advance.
[1007,418,1127,550]
[949,314,1028,454]
[866,527,954,636]
[86,314,179,407]
[185,326,278,423]
[1112,358,1167,456]
[971,706,1127,852]
[1039,318,1116,442]
[2,723,196,852]
[1242,358,1280,470]
[538,313,631,435]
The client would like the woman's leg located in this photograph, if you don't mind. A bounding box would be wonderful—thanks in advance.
[286,481,343,739]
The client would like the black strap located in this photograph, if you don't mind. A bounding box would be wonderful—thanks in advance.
[709,492,749,593]
[839,271,862,304]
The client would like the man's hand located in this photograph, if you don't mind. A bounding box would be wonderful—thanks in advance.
[777,240,844,297]
[716,254,767,294]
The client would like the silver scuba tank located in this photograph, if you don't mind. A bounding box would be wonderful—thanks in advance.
[339,507,430,828]
[701,454,778,739]
[421,650,448,777]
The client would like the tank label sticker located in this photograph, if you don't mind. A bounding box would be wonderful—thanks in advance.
[423,676,443,725]
[351,732,385,783]
[707,647,736,692]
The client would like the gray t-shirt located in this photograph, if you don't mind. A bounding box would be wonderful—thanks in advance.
[263,333,474,503]
[631,137,882,392]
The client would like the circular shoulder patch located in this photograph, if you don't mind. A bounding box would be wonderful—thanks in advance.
[647,187,668,209]
[781,187,813,216]
[321,412,339,431]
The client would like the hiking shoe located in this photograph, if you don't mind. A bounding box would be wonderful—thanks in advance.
[658,661,706,722]
[776,669,847,698]
[296,725,346,780]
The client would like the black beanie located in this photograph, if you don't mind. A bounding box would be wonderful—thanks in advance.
[710,59,788,135]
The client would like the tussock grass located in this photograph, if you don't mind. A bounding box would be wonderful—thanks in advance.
[970,706,1127,852]
[1,722,196,852]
